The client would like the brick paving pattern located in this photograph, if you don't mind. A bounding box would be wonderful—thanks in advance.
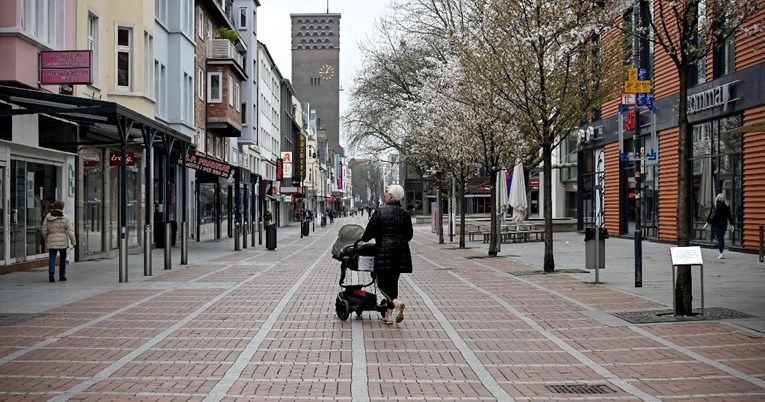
[0,218,763,401]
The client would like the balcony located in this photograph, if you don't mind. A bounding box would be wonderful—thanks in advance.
[207,39,244,72]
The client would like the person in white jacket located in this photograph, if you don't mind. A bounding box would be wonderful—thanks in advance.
[41,200,76,282]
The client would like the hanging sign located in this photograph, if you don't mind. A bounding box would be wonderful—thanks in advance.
[109,151,136,166]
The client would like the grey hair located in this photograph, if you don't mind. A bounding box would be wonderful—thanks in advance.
[386,184,405,202]
[716,193,726,203]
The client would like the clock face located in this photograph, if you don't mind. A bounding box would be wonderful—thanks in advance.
[319,64,335,80]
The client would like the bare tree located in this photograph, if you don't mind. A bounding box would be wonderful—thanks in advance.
[457,0,624,270]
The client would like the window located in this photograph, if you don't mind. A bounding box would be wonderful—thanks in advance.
[87,13,99,85]
[144,32,154,97]
[228,74,234,106]
[197,8,203,38]
[207,72,222,102]
[197,67,204,100]
[155,0,167,25]
[239,7,247,29]
[235,83,241,111]
[116,27,133,90]
[713,21,736,78]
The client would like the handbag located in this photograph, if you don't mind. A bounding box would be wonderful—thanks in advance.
[66,246,74,264]
[706,207,716,224]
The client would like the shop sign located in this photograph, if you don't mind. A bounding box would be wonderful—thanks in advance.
[40,50,92,85]
[109,151,136,167]
[687,80,738,114]
[179,154,232,178]
[276,158,283,180]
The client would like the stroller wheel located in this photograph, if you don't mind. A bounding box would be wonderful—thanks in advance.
[336,299,350,321]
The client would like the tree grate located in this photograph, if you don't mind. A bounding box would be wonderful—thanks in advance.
[0,314,46,327]
[545,384,615,394]
[611,307,752,324]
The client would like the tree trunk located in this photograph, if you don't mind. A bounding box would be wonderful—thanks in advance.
[488,170,498,256]
[459,180,466,248]
[438,186,444,244]
[675,66,693,315]
[543,144,555,272]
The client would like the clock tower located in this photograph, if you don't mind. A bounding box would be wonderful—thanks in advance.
[290,13,342,157]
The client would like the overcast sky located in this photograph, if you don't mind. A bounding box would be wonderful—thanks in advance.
[257,0,392,119]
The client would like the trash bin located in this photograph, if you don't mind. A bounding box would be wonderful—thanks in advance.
[266,224,277,250]
[302,221,310,236]
[584,227,608,269]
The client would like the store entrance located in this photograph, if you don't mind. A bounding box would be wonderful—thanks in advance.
[10,160,61,263]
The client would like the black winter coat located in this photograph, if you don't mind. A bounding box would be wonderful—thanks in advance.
[361,200,413,273]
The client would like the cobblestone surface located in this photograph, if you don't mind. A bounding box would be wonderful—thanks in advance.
[0,217,763,401]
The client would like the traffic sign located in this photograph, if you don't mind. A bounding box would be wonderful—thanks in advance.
[636,80,651,93]
[628,67,637,82]
[622,93,636,105]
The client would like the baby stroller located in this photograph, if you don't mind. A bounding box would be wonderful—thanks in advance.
[331,224,390,320]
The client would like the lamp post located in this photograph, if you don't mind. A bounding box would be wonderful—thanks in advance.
[308,146,317,232]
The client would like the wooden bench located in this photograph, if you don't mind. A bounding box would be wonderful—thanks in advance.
[469,231,489,242]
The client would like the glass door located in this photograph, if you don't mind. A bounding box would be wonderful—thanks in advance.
[10,160,61,262]
[0,164,5,265]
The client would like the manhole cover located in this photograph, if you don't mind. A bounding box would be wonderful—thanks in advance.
[465,255,517,259]
[545,384,615,394]
[612,307,752,324]
[0,314,46,326]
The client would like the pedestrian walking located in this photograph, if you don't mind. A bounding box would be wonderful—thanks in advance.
[706,193,735,259]
[41,199,76,282]
[360,184,413,325]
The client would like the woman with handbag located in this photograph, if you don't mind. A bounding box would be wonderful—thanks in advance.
[708,193,735,259]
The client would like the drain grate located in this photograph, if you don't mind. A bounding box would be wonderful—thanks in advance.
[509,269,590,276]
[545,384,615,394]
[0,313,46,326]
[433,267,456,271]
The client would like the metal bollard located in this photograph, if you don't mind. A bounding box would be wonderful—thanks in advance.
[242,221,248,249]
[760,225,764,263]
[234,223,241,251]
[143,225,152,276]
[119,227,128,282]
[181,222,188,265]
[164,222,172,270]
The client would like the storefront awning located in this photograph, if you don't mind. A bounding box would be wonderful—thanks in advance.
[0,84,191,150]
[725,120,765,134]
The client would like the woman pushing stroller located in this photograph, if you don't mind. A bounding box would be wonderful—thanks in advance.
[360,184,413,324]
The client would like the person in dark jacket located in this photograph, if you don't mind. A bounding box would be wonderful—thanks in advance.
[709,193,735,259]
[361,184,413,325]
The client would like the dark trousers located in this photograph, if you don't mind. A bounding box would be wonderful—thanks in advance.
[48,248,67,276]
[713,222,727,253]
[376,271,400,301]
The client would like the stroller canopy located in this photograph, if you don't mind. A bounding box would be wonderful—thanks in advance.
[332,224,365,259]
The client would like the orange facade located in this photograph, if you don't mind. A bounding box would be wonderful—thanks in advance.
[585,1,765,252]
